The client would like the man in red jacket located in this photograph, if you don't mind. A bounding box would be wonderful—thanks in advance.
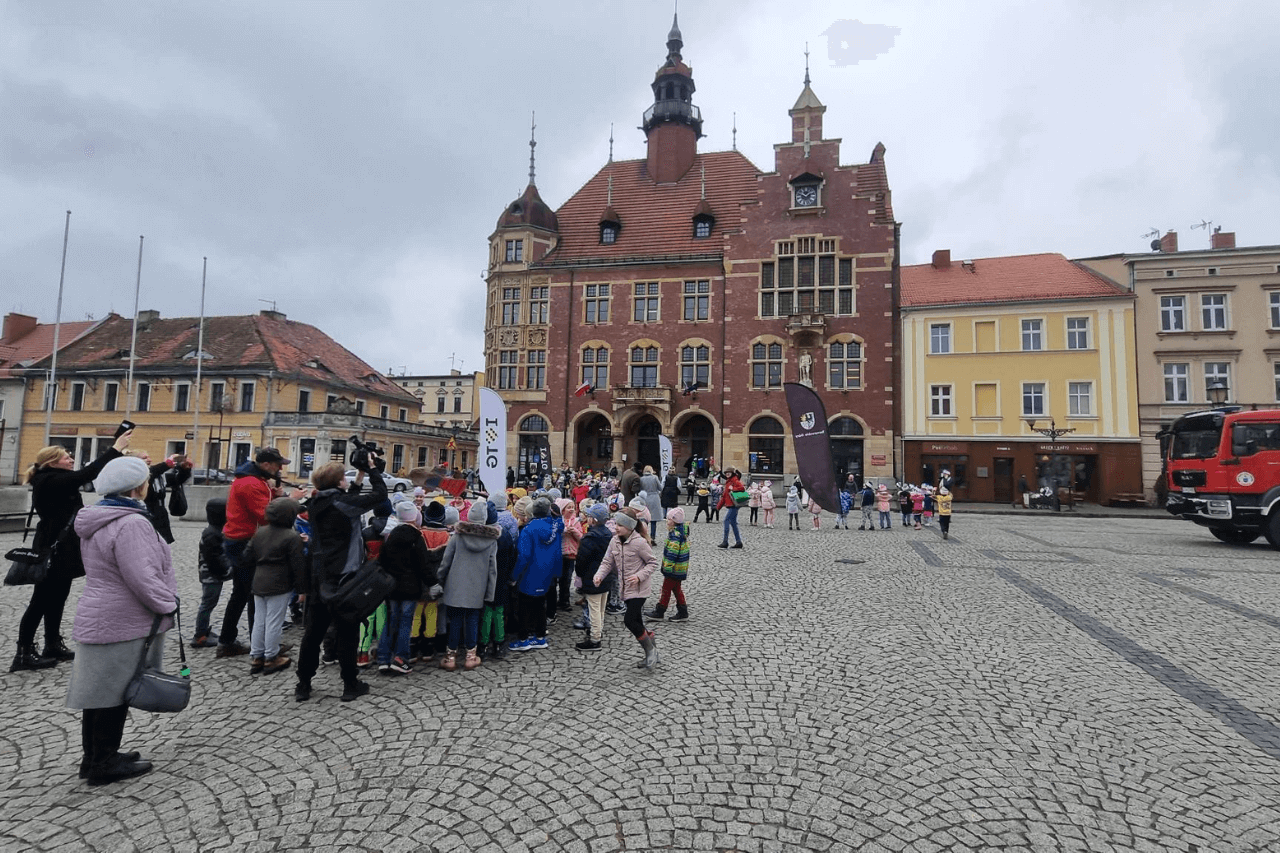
[217,448,306,657]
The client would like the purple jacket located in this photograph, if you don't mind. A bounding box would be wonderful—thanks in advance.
[73,503,177,645]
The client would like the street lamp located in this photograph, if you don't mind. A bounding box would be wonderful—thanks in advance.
[1024,418,1076,440]
[1207,381,1229,406]
[1025,418,1077,509]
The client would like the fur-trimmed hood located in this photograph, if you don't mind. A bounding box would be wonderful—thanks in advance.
[454,520,501,550]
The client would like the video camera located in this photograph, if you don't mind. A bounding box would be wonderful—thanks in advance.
[348,434,386,473]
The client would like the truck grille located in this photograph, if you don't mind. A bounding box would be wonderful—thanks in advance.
[1172,469,1207,488]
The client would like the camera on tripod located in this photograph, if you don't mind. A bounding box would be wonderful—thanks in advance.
[349,434,385,473]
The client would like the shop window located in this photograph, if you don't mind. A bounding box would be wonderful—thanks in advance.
[748,417,785,476]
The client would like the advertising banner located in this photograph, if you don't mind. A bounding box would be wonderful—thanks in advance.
[658,435,673,484]
[478,387,507,497]
[783,381,840,513]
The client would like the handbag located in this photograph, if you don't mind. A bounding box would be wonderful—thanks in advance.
[730,489,751,507]
[4,504,49,586]
[319,557,396,625]
[125,604,191,714]
[167,476,188,517]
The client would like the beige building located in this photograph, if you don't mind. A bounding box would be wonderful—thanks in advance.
[1079,230,1280,499]
[392,369,483,432]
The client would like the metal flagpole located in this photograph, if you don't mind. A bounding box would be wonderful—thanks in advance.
[191,258,207,470]
[44,210,72,445]
[124,235,143,419]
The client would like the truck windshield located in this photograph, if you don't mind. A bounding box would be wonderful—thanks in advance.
[1169,414,1223,460]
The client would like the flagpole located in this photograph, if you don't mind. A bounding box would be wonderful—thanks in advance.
[124,235,143,419]
[44,210,72,445]
[191,257,207,470]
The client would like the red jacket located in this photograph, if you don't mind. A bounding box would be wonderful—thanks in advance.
[717,475,745,510]
[223,468,274,541]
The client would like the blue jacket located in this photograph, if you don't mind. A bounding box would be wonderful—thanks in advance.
[512,515,562,596]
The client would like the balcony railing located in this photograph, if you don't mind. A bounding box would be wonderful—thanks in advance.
[642,101,702,131]
[263,411,473,441]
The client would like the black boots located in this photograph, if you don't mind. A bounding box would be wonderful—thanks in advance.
[644,604,667,621]
[42,638,76,662]
[668,604,689,623]
[9,643,57,672]
[83,706,152,786]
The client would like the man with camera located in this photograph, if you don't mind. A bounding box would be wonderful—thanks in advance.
[294,438,388,703]
[216,448,308,659]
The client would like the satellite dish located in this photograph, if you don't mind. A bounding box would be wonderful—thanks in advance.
[1150,239,1162,251]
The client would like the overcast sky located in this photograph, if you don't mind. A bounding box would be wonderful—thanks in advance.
[3,0,1278,376]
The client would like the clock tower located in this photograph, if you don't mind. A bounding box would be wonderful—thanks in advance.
[642,13,703,184]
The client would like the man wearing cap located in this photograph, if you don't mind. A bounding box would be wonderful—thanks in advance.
[216,448,306,658]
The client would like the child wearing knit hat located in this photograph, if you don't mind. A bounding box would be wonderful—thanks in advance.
[645,507,690,623]
[592,508,660,668]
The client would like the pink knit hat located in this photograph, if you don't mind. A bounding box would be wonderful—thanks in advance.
[666,507,685,524]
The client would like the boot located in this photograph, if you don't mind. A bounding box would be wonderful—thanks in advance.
[9,643,57,672]
[644,604,667,621]
[42,638,76,662]
[249,657,265,674]
[489,641,508,662]
[463,648,481,670]
[86,705,151,786]
[668,604,689,623]
[636,631,660,669]
[440,649,457,671]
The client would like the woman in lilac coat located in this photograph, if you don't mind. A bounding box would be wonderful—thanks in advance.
[65,456,177,787]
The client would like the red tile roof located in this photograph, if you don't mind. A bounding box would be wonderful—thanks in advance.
[25,313,417,403]
[900,253,1131,308]
[536,150,761,266]
[0,319,101,379]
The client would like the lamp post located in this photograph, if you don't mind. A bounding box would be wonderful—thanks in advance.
[1207,381,1229,407]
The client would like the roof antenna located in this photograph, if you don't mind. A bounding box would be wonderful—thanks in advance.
[257,298,276,312]
[732,112,737,151]
[608,122,614,163]
[528,112,537,185]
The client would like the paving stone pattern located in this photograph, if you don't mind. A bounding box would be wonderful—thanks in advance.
[1,511,1279,852]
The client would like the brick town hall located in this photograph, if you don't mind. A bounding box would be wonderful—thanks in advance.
[484,16,899,484]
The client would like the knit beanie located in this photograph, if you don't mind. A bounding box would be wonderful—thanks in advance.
[423,501,447,527]
[94,456,150,496]
[512,496,532,519]
[666,507,685,524]
[395,501,421,522]
[585,503,610,524]
[486,501,499,524]
[530,497,552,518]
[444,506,460,527]
[490,491,509,510]
[467,500,488,524]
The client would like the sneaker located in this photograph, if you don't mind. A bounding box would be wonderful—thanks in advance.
[731,542,744,549]
[356,652,371,668]
[189,634,219,649]
[546,614,558,626]
[378,663,391,674]
[340,680,370,702]
[526,637,549,650]
[575,639,603,652]
[215,642,250,658]
[571,619,588,630]
[508,639,532,652]
[389,657,413,675]
[606,604,627,615]
[320,652,338,667]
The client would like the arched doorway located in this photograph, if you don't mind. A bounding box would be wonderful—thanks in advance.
[632,415,662,473]
[676,413,714,476]
[575,413,614,472]
[748,416,785,477]
[517,414,551,486]
[830,417,864,485]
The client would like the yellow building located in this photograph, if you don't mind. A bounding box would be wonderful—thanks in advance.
[17,310,474,484]
[900,251,1142,504]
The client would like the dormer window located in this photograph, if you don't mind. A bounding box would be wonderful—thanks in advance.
[789,173,823,209]
[601,225,618,245]
[693,215,713,239]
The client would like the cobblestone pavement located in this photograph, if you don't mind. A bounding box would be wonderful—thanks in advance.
[1,510,1278,852]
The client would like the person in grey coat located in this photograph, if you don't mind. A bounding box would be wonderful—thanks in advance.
[639,466,663,536]
[434,500,500,671]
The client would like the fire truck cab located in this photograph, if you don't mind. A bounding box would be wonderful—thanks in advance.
[1165,408,1280,548]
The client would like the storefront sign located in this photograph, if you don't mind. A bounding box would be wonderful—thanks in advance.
[1035,443,1097,453]
[926,443,967,453]
[871,454,886,465]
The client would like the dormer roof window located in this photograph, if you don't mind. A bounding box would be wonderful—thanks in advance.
[692,198,715,239]
[600,206,621,245]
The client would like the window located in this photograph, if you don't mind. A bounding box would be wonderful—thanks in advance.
[497,350,518,389]
[751,341,784,388]
[693,217,712,238]
[417,447,429,467]
[174,383,190,412]
[1204,362,1231,402]
[628,346,659,387]
[526,350,546,389]
[137,382,151,412]
[437,396,446,413]
[354,400,364,415]
[1066,317,1089,350]
[929,324,951,354]
[297,389,310,413]
[828,340,862,389]
[1021,319,1043,351]
[1068,382,1092,416]
[326,394,337,411]
[748,416,785,475]
[239,381,254,412]
[41,382,56,411]
[104,382,119,412]
[683,280,709,321]
[1275,363,1280,402]
[453,396,462,413]
[392,444,405,472]
[1201,293,1227,330]
[501,287,521,325]
[584,284,610,324]
[1021,382,1045,417]
[504,239,523,262]
[581,346,609,388]
[376,404,388,419]
[601,224,618,245]
[760,243,848,318]
[528,286,549,324]
[1163,363,1189,403]
[680,345,710,389]
[210,382,225,412]
[1160,296,1185,332]
[1271,292,1280,329]
[633,282,659,322]
[398,408,408,422]
[70,382,85,412]
[930,385,952,417]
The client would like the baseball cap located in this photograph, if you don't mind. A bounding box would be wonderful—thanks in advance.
[255,447,291,465]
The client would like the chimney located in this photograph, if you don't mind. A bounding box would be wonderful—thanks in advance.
[137,309,160,324]
[931,249,951,269]
[1211,228,1236,250]
[1,312,38,343]
[259,309,287,321]
[1159,231,1178,254]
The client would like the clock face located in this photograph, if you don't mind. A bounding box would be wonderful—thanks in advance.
[795,185,818,207]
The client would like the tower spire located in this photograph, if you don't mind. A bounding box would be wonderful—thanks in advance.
[608,123,614,163]
[732,112,737,151]
[804,42,810,86]
[528,112,537,185]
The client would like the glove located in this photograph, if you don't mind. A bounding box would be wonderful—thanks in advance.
[428,584,443,599]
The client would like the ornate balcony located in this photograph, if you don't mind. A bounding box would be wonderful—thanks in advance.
[610,384,672,414]
[263,411,472,441]
[785,312,827,347]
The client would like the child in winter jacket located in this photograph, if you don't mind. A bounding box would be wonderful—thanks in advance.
[876,485,893,530]
[922,490,935,526]
[899,488,913,527]
[592,508,659,668]
[937,488,954,539]
[193,497,230,648]
[747,482,762,526]
[645,508,689,622]
[377,501,438,674]
[244,498,306,675]
[573,504,613,651]
[837,488,853,530]
[808,494,823,530]
[760,482,776,528]
[435,500,500,671]
[509,497,562,651]
[786,484,801,530]
[911,490,925,530]
[694,486,712,523]
[553,498,582,615]
[859,484,876,531]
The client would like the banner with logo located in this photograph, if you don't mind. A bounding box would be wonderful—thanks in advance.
[658,435,673,484]
[783,382,840,513]
[477,387,507,497]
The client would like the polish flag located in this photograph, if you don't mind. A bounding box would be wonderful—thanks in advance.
[574,381,592,397]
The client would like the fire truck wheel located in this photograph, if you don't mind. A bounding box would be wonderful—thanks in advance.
[1211,528,1260,545]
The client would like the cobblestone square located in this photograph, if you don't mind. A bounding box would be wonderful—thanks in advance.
[2,511,1278,852]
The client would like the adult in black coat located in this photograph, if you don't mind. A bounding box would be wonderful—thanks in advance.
[661,472,681,512]
[141,455,192,544]
[10,432,131,672]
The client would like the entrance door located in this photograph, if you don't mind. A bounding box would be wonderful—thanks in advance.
[676,414,714,474]
[635,417,662,473]
[993,457,1013,503]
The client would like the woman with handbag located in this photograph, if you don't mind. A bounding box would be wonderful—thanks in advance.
[66,455,177,786]
[10,431,131,673]
[716,468,746,549]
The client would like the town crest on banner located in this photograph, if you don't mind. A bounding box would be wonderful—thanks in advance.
[783,382,840,513]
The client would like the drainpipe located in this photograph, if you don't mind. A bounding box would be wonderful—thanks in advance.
[563,269,574,468]
[719,259,727,469]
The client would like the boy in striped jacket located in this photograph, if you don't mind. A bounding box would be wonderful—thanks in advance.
[645,507,690,622]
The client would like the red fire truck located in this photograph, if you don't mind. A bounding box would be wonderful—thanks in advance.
[1164,407,1280,548]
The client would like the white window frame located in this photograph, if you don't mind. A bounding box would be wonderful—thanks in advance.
[103,381,119,412]
[136,382,151,412]
[1204,362,1231,403]
[69,381,86,412]
[1066,317,1089,350]
[1068,381,1093,416]
[238,381,254,413]
[1163,363,1189,403]
[1160,295,1186,332]
[1021,382,1046,417]
[1200,293,1228,331]
[174,382,191,413]
[1020,319,1044,352]
[929,323,951,355]
[929,384,953,417]
[1270,292,1280,330]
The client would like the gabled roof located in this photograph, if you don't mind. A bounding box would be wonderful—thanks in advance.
[535,150,760,267]
[0,319,101,379]
[900,253,1133,309]
[26,313,417,403]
